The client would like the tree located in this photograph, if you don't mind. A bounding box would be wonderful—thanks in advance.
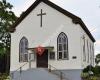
[95,54,100,66]
[0,0,17,73]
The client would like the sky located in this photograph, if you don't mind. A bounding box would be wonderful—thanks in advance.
[6,0,100,55]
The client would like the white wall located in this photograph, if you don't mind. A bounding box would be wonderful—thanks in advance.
[10,2,94,71]
[79,26,94,68]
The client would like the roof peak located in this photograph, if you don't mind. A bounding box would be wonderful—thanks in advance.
[9,0,95,42]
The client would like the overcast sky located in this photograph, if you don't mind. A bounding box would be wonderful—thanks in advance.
[6,0,100,55]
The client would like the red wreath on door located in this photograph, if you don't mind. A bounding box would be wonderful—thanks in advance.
[36,46,45,56]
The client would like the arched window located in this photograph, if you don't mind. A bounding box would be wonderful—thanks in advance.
[19,37,28,62]
[83,36,86,62]
[90,43,92,64]
[92,45,94,65]
[87,40,89,63]
[57,32,68,60]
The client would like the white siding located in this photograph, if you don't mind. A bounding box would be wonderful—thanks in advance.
[79,25,94,68]
[10,2,94,72]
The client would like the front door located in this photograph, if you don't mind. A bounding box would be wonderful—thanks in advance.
[37,49,48,68]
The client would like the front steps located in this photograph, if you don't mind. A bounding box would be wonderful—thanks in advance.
[11,68,66,80]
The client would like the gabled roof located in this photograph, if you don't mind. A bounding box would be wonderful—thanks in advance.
[9,0,95,42]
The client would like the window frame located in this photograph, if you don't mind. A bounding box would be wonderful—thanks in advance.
[57,32,69,60]
[83,36,86,62]
[87,40,89,63]
[19,37,28,62]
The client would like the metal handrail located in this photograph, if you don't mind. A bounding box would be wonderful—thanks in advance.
[11,62,29,75]
[11,61,69,80]
[45,63,69,80]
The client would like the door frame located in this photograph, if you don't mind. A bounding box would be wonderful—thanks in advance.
[36,49,48,68]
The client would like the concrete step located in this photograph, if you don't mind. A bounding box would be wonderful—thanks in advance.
[11,68,60,80]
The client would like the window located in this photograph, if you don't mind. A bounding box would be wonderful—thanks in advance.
[87,40,89,63]
[57,32,68,60]
[92,45,94,65]
[29,53,35,61]
[19,37,28,62]
[49,52,55,60]
[90,44,94,65]
[90,44,92,64]
[83,36,86,61]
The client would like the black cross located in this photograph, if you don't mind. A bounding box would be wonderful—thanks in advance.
[37,9,46,27]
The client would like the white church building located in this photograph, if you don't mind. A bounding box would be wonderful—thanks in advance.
[9,0,95,80]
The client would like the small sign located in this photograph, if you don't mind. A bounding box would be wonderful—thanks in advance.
[36,46,45,56]
[72,56,77,59]
[29,53,35,61]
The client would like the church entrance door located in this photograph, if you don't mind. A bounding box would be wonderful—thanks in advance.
[37,49,48,68]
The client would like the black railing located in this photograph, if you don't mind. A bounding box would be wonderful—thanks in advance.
[10,62,29,79]
[10,61,69,80]
[47,64,69,80]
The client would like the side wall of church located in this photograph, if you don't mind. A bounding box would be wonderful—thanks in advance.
[10,2,94,72]
[79,26,94,68]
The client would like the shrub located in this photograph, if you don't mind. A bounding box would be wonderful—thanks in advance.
[0,73,10,80]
